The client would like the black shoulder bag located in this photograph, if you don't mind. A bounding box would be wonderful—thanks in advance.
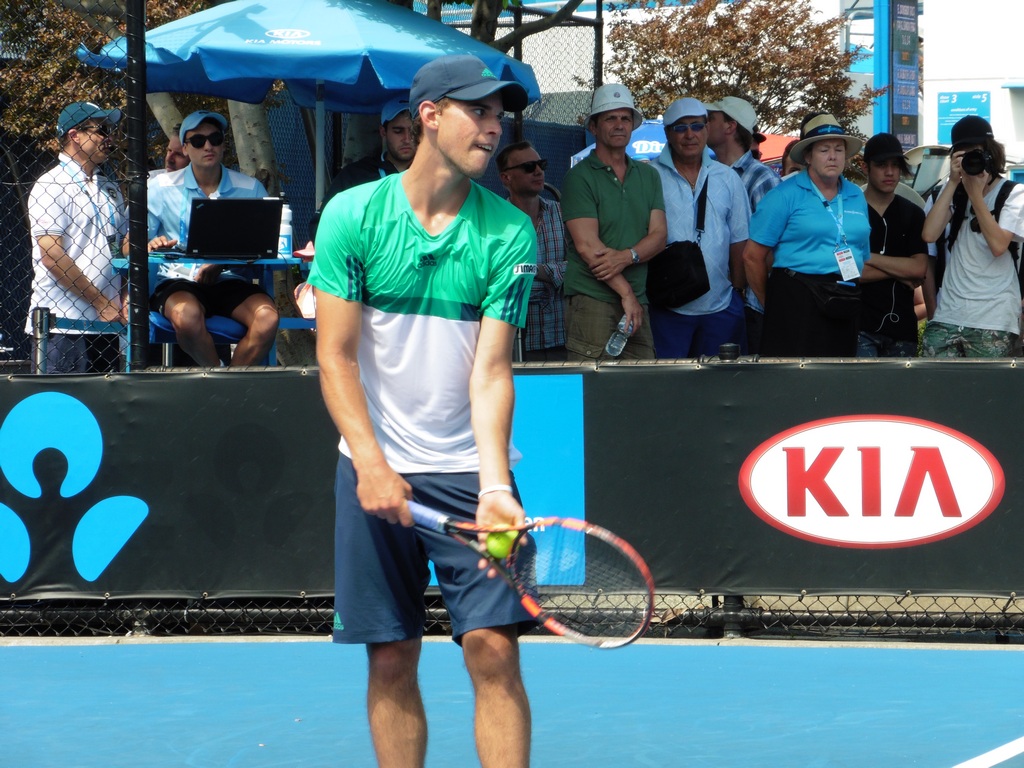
[646,178,711,308]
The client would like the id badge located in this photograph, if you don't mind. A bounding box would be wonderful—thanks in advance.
[834,247,860,280]
[106,234,119,260]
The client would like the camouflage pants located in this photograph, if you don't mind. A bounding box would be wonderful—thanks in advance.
[920,321,1018,358]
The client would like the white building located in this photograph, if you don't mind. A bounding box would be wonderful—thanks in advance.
[921,0,1024,169]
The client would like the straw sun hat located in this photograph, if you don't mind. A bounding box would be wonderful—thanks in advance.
[788,113,864,165]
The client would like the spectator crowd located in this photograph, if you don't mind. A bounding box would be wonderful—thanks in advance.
[27,85,1024,371]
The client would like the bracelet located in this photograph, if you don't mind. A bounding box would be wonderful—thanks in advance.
[477,484,514,500]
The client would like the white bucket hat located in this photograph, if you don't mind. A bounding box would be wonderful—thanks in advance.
[587,84,643,129]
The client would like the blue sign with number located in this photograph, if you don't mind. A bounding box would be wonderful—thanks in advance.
[937,92,991,143]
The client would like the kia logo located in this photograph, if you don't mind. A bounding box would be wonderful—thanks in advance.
[739,415,1004,549]
[265,29,311,39]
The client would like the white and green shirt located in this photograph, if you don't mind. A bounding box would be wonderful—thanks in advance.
[309,173,537,473]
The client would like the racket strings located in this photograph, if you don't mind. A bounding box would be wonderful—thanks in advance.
[509,523,653,643]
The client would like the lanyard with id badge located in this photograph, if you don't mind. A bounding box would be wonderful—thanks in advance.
[795,182,862,320]
[813,182,860,281]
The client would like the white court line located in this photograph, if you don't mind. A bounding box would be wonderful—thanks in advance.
[952,735,1024,768]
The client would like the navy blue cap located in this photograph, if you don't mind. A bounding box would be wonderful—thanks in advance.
[410,55,528,115]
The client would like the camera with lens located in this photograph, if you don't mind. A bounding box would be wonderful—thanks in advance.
[960,149,991,176]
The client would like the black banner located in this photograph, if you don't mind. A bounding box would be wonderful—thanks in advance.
[2,362,1023,600]
[588,361,1024,595]
[0,372,337,598]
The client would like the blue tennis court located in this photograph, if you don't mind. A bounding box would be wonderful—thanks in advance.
[3,637,1023,767]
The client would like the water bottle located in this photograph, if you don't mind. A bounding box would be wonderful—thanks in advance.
[278,203,293,258]
[604,314,632,357]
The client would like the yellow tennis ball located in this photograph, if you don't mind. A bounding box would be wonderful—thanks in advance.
[486,531,517,559]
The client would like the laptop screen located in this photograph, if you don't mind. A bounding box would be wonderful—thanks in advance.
[185,197,284,260]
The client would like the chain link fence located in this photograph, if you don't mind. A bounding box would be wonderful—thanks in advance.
[430,2,600,198]
[0,0,139,373]
[3,593,1024,643]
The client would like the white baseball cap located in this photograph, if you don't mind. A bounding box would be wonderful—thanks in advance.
[706,97,759,135]
[663,98,707,126]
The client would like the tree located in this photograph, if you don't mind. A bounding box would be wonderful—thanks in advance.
[605,0,883,135]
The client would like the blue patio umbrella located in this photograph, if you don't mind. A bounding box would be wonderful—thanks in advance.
[77,0,541,200]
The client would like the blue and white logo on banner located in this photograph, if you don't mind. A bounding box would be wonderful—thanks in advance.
[0,393,148,583]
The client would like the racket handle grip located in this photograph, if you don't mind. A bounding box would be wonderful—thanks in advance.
[407,500,450,531]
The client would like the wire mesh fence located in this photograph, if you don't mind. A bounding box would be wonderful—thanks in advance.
[0,0,136,373]
[4,593,1024,643]
[430,2,599,197]
[0,1,599,373]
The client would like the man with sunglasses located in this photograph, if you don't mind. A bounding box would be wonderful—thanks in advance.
[650,97,750,358]
[147,110,279,366]
[25,101,126,373]
[497,141,567,361]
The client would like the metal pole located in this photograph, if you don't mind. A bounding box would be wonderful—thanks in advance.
[316,81,326,208]
[513,5,524,144]
[873,0,892,135]
[125,0,150,371]
[31,307,50,374]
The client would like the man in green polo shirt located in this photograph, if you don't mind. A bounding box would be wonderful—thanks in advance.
[561,84,667,360]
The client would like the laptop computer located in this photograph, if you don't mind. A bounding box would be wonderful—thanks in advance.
[158,197,284,260]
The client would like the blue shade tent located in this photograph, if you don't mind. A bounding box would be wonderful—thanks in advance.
[77,0,541,201]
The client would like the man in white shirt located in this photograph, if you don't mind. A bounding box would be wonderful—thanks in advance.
[26,101,126,372]
[650,97,750,358]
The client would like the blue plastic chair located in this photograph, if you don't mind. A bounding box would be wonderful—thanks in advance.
[149,311,247,366]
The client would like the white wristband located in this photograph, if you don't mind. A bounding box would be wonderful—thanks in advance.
[477,484,514,500]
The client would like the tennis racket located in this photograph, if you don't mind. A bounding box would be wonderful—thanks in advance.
[408,500,655,649]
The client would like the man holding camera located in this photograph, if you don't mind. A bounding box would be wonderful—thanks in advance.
[921,115,1024,357]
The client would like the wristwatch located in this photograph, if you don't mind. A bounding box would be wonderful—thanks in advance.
[629,248,640,265]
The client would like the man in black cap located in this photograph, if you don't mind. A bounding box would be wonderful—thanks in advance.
[857,132,927,357]
[309,54,536,767]
[922,115,1024,357]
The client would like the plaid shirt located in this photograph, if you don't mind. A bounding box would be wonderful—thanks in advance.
[732,150,780,213]
[523,197,567,351]
[732,151,781,312]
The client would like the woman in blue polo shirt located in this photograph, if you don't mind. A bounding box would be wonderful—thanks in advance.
[743,113,870,357]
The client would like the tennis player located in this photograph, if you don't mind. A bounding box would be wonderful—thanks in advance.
[308,55,537,768]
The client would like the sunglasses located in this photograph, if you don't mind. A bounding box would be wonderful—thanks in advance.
[505,158,548,173]
[77,124,112,138]
[670,122,707,134]
[185,131,225,149]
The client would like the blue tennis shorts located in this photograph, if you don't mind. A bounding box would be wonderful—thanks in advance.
[332,455,534,645]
